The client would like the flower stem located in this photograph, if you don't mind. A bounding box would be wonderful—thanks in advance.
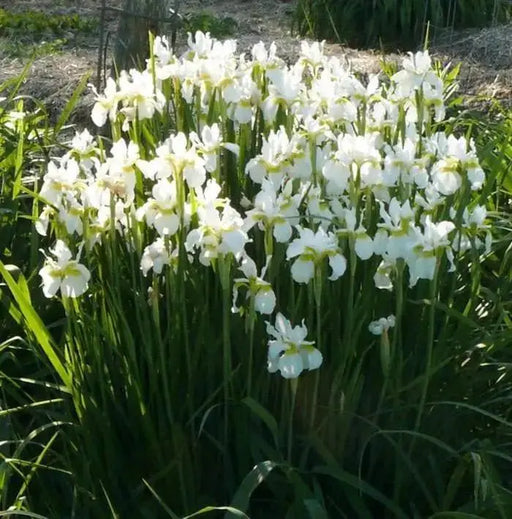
[310,271,322,430]
[287,378,298,463]
[344,237,357,356]
[220,259,232,446]
[247,299,256,398]
[415,260,438,432]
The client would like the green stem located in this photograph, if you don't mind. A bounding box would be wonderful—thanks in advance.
[247,301,256,398]
[392,259,404,395]
[310,270,322,430]
[220,259,232,443]
[223,292,232,385]
[152,276,174,426]
[287,378,298,464]
[414,259,439,432]
[344,237,357,356]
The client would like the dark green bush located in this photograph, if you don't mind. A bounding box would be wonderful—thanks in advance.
[294,0,512,49]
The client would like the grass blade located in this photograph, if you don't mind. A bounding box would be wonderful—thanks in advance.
[0,261,70,388]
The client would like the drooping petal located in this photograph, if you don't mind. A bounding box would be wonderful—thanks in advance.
[286,237,305,260]
[185,229,202,252]
[60,266,90,298]
[91,103,108,127]
[39,266,61,298]
[255,288,276,315]
[291,258,314,284]
[373,229,389,255]
[468,167,485,191]
[408,255,436,286]
[245,159,266,184]
[278,351,304,379]
[355,235,374,260]
[369,318,386,335]
[273,221,292,243]
[220,229,248,256]
[154,213,180,236]
[432,165,461,196]
[268,339,286,360]
[267,355,279,373]
[328,253,347,280]
[301,346,323,371]
[183,163,206,189]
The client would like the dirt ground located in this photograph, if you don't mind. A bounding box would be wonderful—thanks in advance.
[1,0,511,122]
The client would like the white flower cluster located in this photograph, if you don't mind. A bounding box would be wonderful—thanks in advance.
[37,32,491,379]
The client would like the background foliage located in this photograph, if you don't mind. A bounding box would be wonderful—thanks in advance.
[294,0,512,48]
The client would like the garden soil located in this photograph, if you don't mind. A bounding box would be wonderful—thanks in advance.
[1,0,511,123]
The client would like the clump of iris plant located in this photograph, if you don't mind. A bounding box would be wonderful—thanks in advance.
[36,32,490,379]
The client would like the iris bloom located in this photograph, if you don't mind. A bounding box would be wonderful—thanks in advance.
[450,205,492,253]
[90,77,118,127]
[266,313,322,378]
[136,179,182,237]
[335,133,383,188]
[185,203,248,266]
[377,198,416,261]
[391,50,442,100]
[407,216,455,286]
[40,158,81,207]
[429,134,484,195]
[118,69,165,124]
[141,238,176,276]
[39,241,90,298]
[383,139,428,188]
[232,255,276,315]
[153,133,206,188]
[286,226,346,284]
[331,203,373,260]
[262,67,303,123]
[245,127,292,186]
[96,139,140,203]
[244,180,300,243]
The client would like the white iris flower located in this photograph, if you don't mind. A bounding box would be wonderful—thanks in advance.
[39,241,90,298]
[286,226,346,284]
[266,313,322,379]
[232,255,276,315]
